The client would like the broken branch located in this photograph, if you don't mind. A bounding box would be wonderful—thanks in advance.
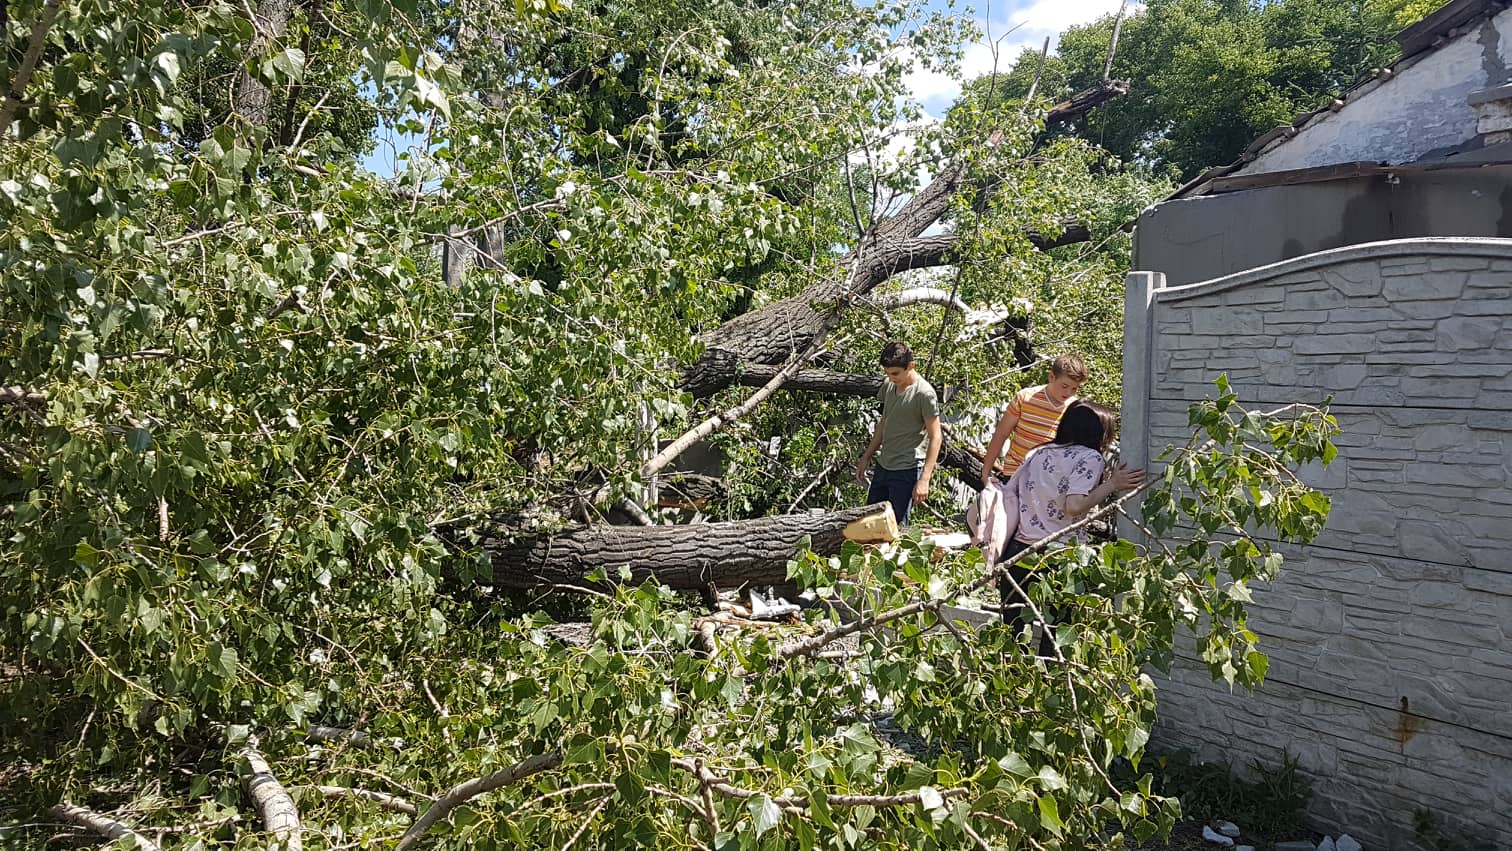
[46,802,160,851]
[395,751,563,851]
[240,736,302,850]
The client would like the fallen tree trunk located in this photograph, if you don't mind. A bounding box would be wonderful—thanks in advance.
[732,364,883,397]
[457,503,898,591]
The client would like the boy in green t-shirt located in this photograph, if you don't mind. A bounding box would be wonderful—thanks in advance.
[854,341,942,527]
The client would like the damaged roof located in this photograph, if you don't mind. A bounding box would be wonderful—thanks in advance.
[1167,0,1512,200]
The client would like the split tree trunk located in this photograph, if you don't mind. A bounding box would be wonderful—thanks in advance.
[459,503,898,591]
[679,83,1123,399]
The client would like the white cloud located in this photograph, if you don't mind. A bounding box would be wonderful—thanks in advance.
[904,0,1142,116]
[1004,0,1132,40]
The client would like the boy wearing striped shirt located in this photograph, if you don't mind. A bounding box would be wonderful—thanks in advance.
[979,354,1089,486]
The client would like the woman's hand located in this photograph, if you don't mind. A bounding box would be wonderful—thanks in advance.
[1109,464,1145,493]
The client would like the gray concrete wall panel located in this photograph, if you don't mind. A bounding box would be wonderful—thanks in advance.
[1122,238,1512,849]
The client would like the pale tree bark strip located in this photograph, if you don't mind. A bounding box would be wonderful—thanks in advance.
[240,737,302,850]
[314,786,418,816]
[47,802,161,851]
[0,0,62,142]
[873,287,971,313]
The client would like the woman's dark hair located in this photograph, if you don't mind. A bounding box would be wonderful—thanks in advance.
[1052,401,1118,453]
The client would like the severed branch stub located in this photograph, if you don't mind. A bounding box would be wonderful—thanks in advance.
[239,735,302,850]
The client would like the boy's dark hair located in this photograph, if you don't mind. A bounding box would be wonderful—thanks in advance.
[1052,401,1119,453]
[879,341,914,368]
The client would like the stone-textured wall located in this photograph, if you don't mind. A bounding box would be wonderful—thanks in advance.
[1122,239,1512,849]
[1235,5,1512,175]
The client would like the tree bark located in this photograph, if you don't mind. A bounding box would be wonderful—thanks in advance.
[233,0,297,128]
[455,503,898,591]
[679,216,1090,398]
[240,737,302,850]
[732,365,883,397]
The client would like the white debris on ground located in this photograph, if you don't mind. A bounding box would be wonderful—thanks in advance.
[1201,825,1236,847]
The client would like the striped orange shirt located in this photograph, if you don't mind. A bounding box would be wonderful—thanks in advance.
[1001,385,1076,475]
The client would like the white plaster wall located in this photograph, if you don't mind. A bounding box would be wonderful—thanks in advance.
[1235,6,1512,175]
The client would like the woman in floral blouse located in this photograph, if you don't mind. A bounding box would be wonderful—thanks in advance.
[998,401,1143,654]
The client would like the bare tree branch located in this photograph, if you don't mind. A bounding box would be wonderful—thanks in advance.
[1022,37,1051,113]
[1103,0,1130,81]
[0,0,63,144]
[671,758,968,809]
[395,751,563,851]
[312,786,418,817]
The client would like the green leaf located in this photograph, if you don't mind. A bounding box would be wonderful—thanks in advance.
[127,428,152,453]
[998,751,1031,778]
[154,51,181,83]
[1037,794,1063,836]
[614,770,644,806]
[748,795,781,838]
[1247,650,1269,682]
[270,48,306,80]
[73,542,100,568]
[1036,765,1066,791]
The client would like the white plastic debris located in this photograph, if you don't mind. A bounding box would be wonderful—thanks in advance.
[922,531,972,549]
[748,589,800,620]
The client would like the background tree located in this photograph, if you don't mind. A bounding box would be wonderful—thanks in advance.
[992,0,1444,179]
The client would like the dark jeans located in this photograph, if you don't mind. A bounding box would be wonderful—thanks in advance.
[998,538,1056,657]
[867,465,920,527]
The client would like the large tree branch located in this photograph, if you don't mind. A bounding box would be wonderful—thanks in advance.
[732,364,882,397]
[681,222,1086,399]
[1044,79,1128,127]
[448,503,898,592]
[0,0,62,143]
[240,737,302,850]
[47,803,160,851]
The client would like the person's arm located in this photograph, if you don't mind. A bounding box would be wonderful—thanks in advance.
[980,405,1020,486]
[855,417,885,484]
[912,415,943,504]
[1064,464,1145,516]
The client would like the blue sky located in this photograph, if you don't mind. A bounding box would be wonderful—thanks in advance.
[359,0,1136,176]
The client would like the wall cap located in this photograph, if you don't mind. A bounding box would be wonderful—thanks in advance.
[1157,237,1512,303]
